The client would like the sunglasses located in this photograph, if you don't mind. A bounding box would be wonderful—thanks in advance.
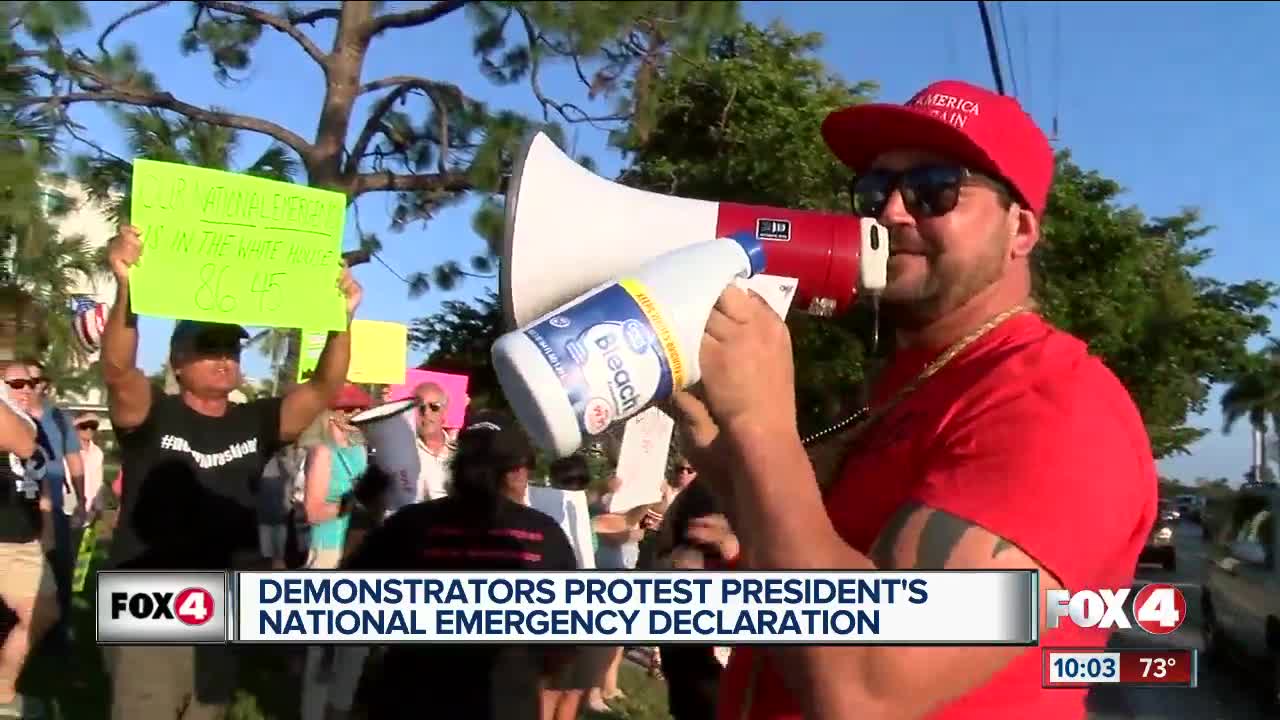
[850,165,1012,219]
[5,379,40,390]
[186,333,244,358]
[420,402,443,413]
[76,422,99,432]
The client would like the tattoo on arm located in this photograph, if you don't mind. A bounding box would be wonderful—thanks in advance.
[914,509,975,568]
[870,502,919,569]
[872,503,1021,569]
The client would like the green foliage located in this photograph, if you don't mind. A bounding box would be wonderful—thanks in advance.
[408,20,1279,462]
[409,289,506,412]
[73,108,300,224]
[1220,338,1280,450]
[0,9,106,381]
[623,21,1278,458]
[10,0,739,306]
[616,21,883,432]
[1034,161,1277,456]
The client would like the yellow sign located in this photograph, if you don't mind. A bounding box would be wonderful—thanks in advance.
[297,320,407,385]
[128,159,349,331]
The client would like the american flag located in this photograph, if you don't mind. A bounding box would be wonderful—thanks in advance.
[70,295,97,314]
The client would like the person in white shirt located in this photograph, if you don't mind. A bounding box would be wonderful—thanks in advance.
[413,382,454,502]
[65,413,105,565]
[66,413,104,521]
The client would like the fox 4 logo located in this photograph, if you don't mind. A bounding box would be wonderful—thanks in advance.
[111,587,215,627]
[1046,583,1186,635]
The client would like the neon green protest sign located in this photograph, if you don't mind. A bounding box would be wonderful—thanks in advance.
[128,159,349,331]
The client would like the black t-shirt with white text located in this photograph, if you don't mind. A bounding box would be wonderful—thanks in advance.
[0,412,55,544]
[109,394,283,569]
[346,495,578,720]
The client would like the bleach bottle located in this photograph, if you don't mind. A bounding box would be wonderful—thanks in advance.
[492,233,766,457]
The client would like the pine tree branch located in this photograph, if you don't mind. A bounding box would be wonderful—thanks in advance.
[347,77,463,176]
[20,89,312,160]
[287,8,342,26]
[365,0,470,38]
[197,1,329,67]
[351,169,472,195]
[516,9,631,128]
[358,75,463,96]
[98,0,172,56]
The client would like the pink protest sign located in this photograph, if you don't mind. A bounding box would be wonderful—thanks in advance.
[388,369,471,428]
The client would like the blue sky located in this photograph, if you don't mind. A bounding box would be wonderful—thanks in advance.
[57,1,1278,482]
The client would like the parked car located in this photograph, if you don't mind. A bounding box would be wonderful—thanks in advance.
[1139,519,1176,571]
[1177,493,1205,524]
[1201,484,1280,708]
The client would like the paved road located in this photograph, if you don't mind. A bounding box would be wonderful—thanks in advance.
[1085,521,1269,719]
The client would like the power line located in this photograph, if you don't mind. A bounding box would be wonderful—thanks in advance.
[977,1,1006,95]
[1051,0,1062,140]
[995,1,1019,99]
[1020,7,1033,116]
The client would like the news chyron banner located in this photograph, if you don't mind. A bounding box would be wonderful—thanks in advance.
[97,570,1038,645]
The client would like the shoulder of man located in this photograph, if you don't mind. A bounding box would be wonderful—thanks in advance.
[905,353,1156,590]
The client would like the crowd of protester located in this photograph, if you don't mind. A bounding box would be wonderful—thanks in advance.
[0,76,1152,720]
[0,224,736,720]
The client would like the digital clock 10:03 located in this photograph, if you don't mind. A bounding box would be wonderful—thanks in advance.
[1045,651,1120,686]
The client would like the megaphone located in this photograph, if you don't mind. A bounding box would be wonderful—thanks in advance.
[500,131,889,330]
[350,398,422,515]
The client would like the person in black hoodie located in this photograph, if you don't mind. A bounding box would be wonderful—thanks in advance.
[345,411,578,720]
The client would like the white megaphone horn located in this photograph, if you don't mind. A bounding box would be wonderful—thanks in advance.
[500,131,889,330]
[350,398,423,515]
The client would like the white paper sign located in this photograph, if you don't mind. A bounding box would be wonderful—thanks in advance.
[609,406,675,513]
[734,274,800,319]
[527,485,596,569]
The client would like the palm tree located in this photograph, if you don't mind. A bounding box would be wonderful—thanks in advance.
[74,109,301,385]
[1221,338,1280,483]
[1,21,103,377]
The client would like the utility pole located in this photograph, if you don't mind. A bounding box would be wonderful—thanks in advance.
[977,1,1006,95]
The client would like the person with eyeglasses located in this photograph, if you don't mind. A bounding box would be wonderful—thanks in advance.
[0,363,57,719]
[18,360,86,652]
[412,381,455,503]
[664,80,1157,720]
[99,225,364,720]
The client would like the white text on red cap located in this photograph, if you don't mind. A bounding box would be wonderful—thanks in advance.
[908,92,982,130]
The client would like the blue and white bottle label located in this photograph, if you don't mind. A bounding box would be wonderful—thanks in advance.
[523,280,684,437]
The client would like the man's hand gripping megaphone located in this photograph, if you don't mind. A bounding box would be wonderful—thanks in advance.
[662,283,799,498]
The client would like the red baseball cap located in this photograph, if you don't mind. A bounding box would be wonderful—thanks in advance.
[821,80,1054,216]
[331,384,372,411]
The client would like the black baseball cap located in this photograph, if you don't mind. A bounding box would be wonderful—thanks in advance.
[456,411,536,471]
[170,320,249,354]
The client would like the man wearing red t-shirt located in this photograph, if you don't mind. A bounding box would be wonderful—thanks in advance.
[667,79,1158,719]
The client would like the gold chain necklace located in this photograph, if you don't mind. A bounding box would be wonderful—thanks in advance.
[737,302,1033,720]
[804,303,1032,491]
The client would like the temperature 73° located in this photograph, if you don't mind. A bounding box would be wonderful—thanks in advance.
[1138,656,1176,678]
